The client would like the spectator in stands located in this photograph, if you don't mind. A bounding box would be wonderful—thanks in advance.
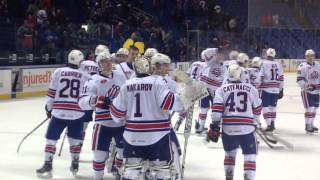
[17,19,34,51]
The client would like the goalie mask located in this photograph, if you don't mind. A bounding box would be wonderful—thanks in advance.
[228,64,242,82]
[68,49,84,67]
[95,44,109,56]
[134,56,150,75]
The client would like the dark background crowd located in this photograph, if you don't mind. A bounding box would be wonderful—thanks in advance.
[1,0,320,65]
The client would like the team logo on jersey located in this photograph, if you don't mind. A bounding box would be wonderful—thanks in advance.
[100,79,107,84]
[309,71,319,80]
[211,68,221,77]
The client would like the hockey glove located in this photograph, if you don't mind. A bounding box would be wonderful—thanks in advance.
[306,84,316,91]
[96,96,112,109]
[207,122,221,143]
[278,88,283,99]
[45,105,52,118]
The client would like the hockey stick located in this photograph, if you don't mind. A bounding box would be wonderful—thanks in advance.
[58,131,67,156]
[264,132,294,150]
[17,117,50,153]
[257,128,277,144]
[256,129,284,150]
[181,104,195,179]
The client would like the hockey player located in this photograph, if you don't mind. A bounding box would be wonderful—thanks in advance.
[248,57,262,88]
[223,50,239,68]
[207,64,262,180]
[144,48,158,59]
[197,48,226,133]
[115,48,129,64]
[36,50,90,178]
[95,44,110,56]
[115,45,140,79]
[111,54,186,180]
[297,49,320,133]
[259,48,284,132]
[78,51,126,180]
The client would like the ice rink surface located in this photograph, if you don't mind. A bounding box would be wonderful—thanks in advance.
[1,73,320,180]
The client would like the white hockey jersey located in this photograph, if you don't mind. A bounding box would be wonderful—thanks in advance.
[248,67,261,88]
[259,60,284,93]
[111,75,184,146]
[223,60,237,69]
[78,71,127,127]
[200,62,226,95]
[187,61,205,80]
[297,61,320,94]
[79,60,99,75]
[115,62,135,79]
[212,82,262,135]
[164,74,177,92]
[46,67,90,120]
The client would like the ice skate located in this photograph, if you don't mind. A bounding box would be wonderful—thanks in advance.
[36,161,52,178]
[70,159,79,176]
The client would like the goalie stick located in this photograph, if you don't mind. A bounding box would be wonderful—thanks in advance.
[181,104,195,179]
[17,117,49,153]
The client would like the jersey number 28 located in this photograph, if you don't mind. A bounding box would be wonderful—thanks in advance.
[59,78,80,98]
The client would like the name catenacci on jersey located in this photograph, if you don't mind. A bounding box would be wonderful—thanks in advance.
[248,67,261,88]
[200,62,226,94]
[79,60,99,75]
[111,75,184,146]
[297,61,320,94]
[78,71,126,127]
[46,67,90,120]
[187,61,205,80]
[115,62,135,79]
[259,60,284,93]
[212,82,262,135]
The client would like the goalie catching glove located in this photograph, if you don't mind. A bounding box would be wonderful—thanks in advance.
[172,69,209,110]
[206,122,221,143]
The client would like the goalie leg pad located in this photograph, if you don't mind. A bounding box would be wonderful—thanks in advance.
[123,158,143,180]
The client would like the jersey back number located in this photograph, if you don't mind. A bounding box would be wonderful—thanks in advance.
[59,78,80,98]
[225,92,248,112]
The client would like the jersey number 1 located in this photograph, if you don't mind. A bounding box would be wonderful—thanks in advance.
[134,93,142,117]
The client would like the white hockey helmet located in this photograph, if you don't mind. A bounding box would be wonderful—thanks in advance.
[134,56,150,74]
[96,51,111,65]
[237,53,249,64]
[251,57,262,68]
[202,48,218,62]
[116,48,129,56]
[144,48,158,58]
[305,49,315,56]
[95,44,109,56]
[151,53,171,67]
[228,64,242,81]
[68,49,84,66]
[229,50,239,60]
[266,48,276,58]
